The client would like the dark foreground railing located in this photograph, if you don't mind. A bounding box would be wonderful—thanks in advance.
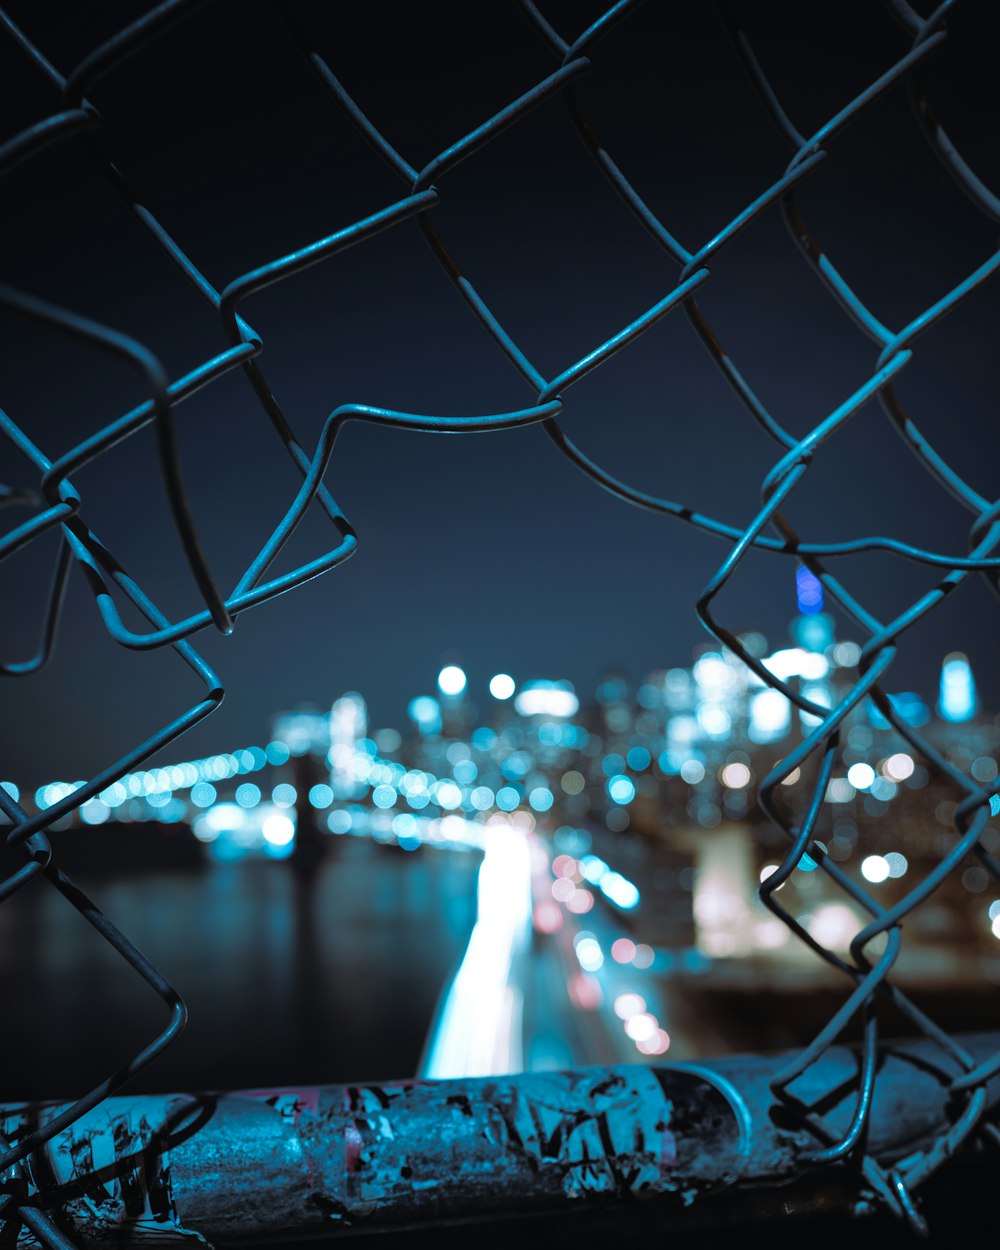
[3,1032,999,1246]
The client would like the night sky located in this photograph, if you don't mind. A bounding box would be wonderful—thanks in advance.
[3,0,999,787]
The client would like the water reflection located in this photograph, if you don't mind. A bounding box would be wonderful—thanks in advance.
[0,838,478,1101]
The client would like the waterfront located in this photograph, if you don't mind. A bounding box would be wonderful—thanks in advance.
[0,836,479,1102]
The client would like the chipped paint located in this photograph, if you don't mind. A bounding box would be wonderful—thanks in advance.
[6,1034,980,1244]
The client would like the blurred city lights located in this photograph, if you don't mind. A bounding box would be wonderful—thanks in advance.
[939,652,976,723]
[861,855,890,884]
[847,762,875,790]
[514,681,579,718]
[613,993,646,1020]
[796,565,823,615]
[721,761,751,788]
[575,936,604,971]
[438,666,467,697]
[489,673,515,700]
[262,811,295,846]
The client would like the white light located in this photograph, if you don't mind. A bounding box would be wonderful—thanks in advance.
[721,762,751,788]
[761,648,804,680]
[749,689,791,742]
[861,854,890,884]
[799,652,829,680]
[203,802,244,832]
[579,854,607,885]
[755,919,790,949]
[614,992,646,1020]
[438,666,467,697]
[575,937,604,972]
[420,823,533,1078]
[806,903,858,949]
[514,681,579,718]
[884,753,915,781]
[825,778,855,803]
[698,704,731,737]
[847,762,875,790]
[489,673,515,700]
[80,799,110,826]
[833,641,861,667]
[435,781,463,810]
[668,715,699,743]
[600,872,640,910]
[624,1013,657,1043]
[761,646,828,681]
[262,812,295,846]
[693,653,731,690]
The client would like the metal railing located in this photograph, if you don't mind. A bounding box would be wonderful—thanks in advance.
[2,1,999,1241]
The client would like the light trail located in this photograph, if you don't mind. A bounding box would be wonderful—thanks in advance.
[419,818,533,1078]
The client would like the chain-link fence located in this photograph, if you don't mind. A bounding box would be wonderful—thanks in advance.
[2,0,999,1242]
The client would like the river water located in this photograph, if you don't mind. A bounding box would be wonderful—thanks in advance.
[0,836,479,1102]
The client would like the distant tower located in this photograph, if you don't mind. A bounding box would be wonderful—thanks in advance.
[791,564,834,653]
[795,565,823,615]
[938,652,976,723]
[328,692,367,798]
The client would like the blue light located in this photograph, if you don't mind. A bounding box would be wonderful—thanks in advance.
[626,746,651,771]
[796,565,823,614]
[190,782,216,808]
[453,759,478,785]
[236,783,261,808]
[308,783,334,809]
[408,696,442,736]
[372,784,397,809]
[393,812,417,835]
[939,652,976,723]
[868,691,930,729]
[529,786,553,812]
[265,740,290,766]
[601,753,626,778]
[501,751,531,779]
[607,775,635,805]
[470,785,494,811]
[272,783,297,807]
[600,872,640,909]
[100,781,128,807]
[496,785,520,811]
[328,809,352,834]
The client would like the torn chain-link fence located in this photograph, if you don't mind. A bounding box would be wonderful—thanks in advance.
[2,0,1000,1242]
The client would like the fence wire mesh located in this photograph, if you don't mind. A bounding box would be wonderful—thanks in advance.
[1,0,999,1241]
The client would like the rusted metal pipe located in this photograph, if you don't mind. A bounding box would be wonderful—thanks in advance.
[3,1033,999,1246]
